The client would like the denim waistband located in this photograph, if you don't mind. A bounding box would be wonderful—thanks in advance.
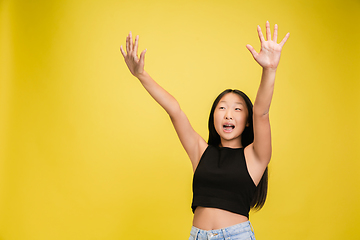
[190,221,254,240]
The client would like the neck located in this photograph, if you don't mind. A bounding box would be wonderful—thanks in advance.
[220,139,242,148]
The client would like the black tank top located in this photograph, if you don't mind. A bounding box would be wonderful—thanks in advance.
[191,145,256,218]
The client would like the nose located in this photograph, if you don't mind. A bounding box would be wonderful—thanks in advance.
[225,110,233,120]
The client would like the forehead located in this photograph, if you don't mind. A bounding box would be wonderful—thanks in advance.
[218,92,246,105]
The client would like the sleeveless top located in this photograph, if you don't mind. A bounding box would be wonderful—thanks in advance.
[191,145,257,218]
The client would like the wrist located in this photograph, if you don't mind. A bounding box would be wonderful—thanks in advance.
[261,67,277,84]
[262,67,277,73]
[135,70,148,81]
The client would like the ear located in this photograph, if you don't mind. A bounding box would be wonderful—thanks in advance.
[246,122,250,127]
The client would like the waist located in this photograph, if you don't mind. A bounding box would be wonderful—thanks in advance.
[189,220,254,240]
[192,207,249,230]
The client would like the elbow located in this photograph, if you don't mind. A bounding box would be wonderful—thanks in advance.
[167,101,182,119]
[253,105,270,118]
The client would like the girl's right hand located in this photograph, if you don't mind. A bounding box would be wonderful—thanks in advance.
[120,32,147,78]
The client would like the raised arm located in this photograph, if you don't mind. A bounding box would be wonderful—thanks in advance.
[120,32,207,170]
[245,22,289,167]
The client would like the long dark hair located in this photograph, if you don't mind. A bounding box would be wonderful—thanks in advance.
[208,89,268,211]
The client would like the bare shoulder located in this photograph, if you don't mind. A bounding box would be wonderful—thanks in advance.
[244,143,269,186]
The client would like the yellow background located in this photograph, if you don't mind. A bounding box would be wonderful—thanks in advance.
[1,0,359,239]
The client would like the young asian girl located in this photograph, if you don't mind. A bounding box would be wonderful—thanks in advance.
[120,21,289,240]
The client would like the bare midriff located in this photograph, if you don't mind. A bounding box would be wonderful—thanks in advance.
[192,207,249,230]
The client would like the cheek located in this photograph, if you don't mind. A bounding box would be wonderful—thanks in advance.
[236,113,248,127]
[213,112,223,130]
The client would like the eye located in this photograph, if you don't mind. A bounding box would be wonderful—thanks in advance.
[235,108,242,111]
[219,106,225,110]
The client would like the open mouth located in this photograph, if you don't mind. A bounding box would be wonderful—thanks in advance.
[223,124,235,132]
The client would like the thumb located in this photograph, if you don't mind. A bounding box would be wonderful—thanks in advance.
[139,49,147,65]
[246,44,258,59]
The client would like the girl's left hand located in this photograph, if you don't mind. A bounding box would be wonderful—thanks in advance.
[246,21,289,70]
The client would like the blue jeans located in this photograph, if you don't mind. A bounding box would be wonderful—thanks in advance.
[189,221,255,240]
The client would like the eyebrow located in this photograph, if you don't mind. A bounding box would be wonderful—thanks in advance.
[219,101,244,105]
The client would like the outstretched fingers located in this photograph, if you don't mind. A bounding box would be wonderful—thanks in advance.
[257,25,265,44]
[120,45,126,58]
[129,31,133,52]
[139,49,147,65]
[279,32,290,48]
[126,33,130,53]
[122,32,141,59]
[246,44,258,60]
[265,21,271,41]
[273,24,278,43]
[133,35,139,58]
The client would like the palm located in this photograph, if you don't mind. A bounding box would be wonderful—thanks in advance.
[247,22,289,70]
[120,32,147,77]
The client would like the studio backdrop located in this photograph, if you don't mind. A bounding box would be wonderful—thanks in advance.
[1,0,359,239]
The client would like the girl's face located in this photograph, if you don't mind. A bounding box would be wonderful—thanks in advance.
[213,92,249,148]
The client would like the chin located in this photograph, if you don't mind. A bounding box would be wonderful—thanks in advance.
[221,136,242,143]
